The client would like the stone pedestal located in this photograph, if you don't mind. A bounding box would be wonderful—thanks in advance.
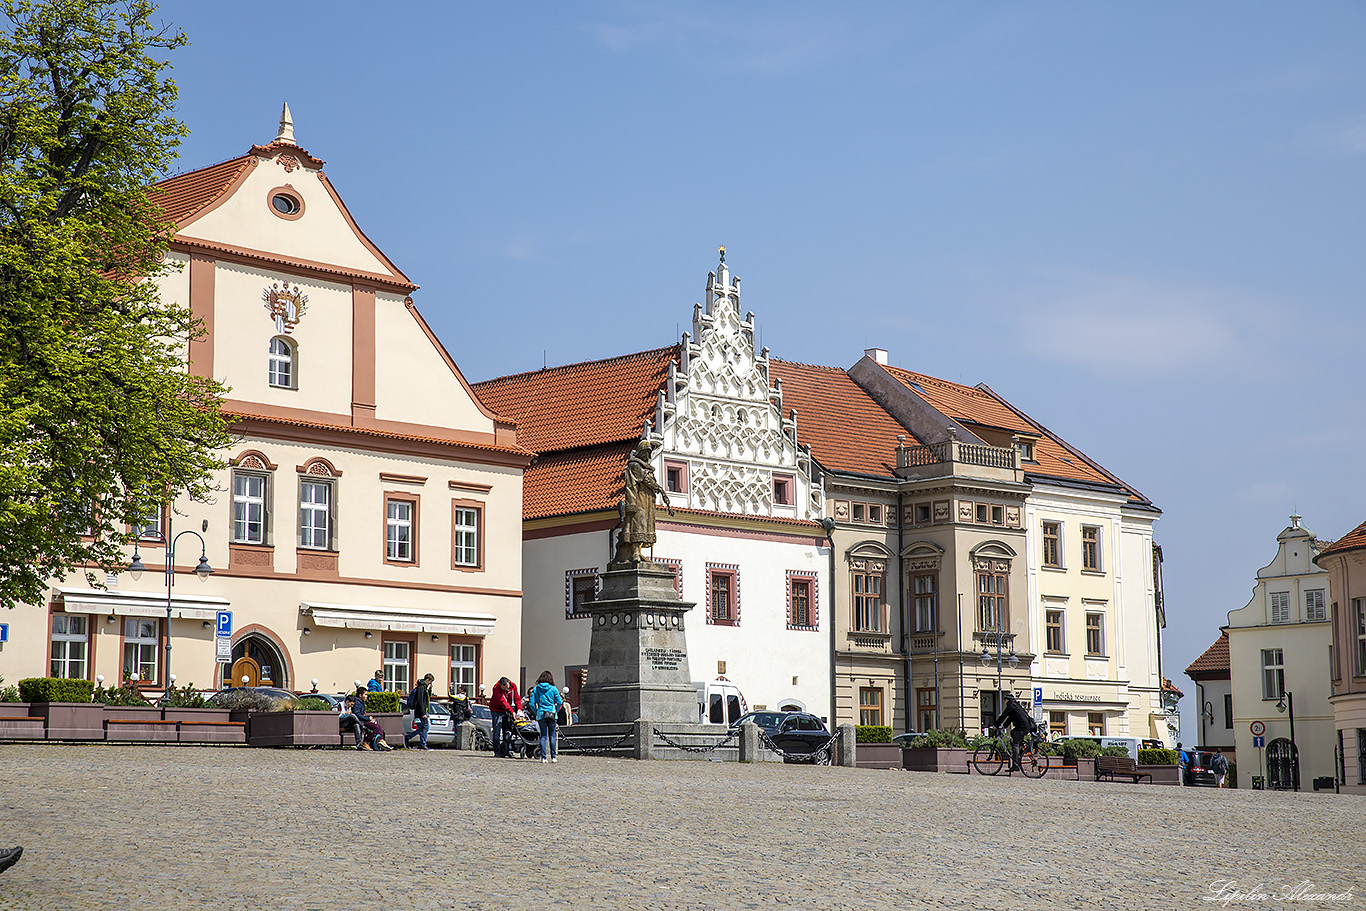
[579,562,698,726]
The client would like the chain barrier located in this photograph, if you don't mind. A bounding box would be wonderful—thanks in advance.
[557,728,635,755]
[757,728,839,765]
[651,726,740,754]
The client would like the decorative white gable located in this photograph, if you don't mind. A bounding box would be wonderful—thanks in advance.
[649,250,824,520]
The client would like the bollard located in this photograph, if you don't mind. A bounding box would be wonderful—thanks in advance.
[633,718,654,760]
[738,721,760,762]
[455,721,474,751]
[837,723,857,767]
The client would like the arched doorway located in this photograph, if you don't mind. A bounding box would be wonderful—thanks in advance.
[1267,737,1300,791]
[223,634,289,689]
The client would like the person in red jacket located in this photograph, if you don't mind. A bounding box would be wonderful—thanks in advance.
[490,676,521,758]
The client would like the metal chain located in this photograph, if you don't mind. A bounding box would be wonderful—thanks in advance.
[652,726,739,754]
[757,728,839,764]
[557,728,635,755]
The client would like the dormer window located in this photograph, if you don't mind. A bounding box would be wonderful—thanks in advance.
[1016,440,1036,462]
[268,336,296,388]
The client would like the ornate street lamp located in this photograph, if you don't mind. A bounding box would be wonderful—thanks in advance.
[129,518,212,692]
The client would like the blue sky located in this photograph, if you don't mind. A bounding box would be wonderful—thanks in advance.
[160,2,1366,738]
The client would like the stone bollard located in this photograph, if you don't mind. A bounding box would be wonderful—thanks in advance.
[633,718,654,760]
[455,721,474,751]
[737,721,760,762]
[837,723,857,767]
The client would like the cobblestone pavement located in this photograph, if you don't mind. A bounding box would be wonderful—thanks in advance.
[0,744,1359,910]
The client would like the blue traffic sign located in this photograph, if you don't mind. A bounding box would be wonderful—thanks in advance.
[0,623,7,643]
[1033,687,1043,706]
[1253,736,1265,748]
[216,610,232,637]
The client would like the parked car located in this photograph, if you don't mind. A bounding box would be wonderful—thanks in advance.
[769,712,833,764]
[468,703,494,749]
[297,693,345,710]
[399,697,457,748]
[1185,751,1219,787]
[206,686,299,707]
[729,711,790,737]
[890,732,929,748]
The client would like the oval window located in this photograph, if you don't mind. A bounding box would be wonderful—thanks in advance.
[271,193,300,215]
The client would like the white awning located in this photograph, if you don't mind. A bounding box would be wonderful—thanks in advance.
[301,601,497,637]
[53,586,230,622]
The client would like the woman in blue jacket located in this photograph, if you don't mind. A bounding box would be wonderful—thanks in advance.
[529,670,564,763]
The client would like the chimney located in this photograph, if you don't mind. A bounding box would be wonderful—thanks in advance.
[864,347,888,365]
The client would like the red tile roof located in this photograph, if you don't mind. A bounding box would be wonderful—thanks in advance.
[1184,631,1230,678]
[1161,676,1184,697]
[472,347,678,454]
[524,442,634,520]
[769,360,920,478]
[151,155,253,225]
[1315,519,1366,560]
[222,410,533,458]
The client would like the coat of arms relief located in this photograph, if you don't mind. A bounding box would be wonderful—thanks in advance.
[262,282,308,334]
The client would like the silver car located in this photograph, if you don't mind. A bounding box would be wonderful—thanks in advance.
[400,698,457,748]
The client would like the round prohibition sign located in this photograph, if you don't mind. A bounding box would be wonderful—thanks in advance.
[1249,720,1265,736]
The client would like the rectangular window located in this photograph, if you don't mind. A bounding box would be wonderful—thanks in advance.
[1046,609,1064,653]
[1356,599,1366,675]
[134,506,164,541]
[452,505,479,567]
[1224,693,1233,729]
[980,690,998,732]
[383,640,411,693]
[975,503,989,524]
[773,475,792,506]
[50,614,89,679]
[1049,711,1067,738]
[567,571,598,619]
[1270,591,1290,624]
[917,688,936,732]
[858,687,883,726]
[232,472,268,544]
[853,571,884,632]
[1042,521,1060,567]
[915,503,931,524]
[1085,612,1104,656]
[386,497,416,563]
[707,566,738,625]
[852,503,866,523]
[1017,440,1036,462]
[1088,712,1106,736]
[1305,589,1326,622]
[450,642,478,695]
[298,480,332,550]
[976,571,1006,632]
[913,573,936,632]
[868,504,883,525]
[1081,526,1100,571]
[123,617,158,683]
[790,578,811,628]
[991,505,1003,525]
[664,460,687,494]
[1262,648,1284,699]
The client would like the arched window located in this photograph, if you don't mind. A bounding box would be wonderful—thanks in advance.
[268,336,295,388]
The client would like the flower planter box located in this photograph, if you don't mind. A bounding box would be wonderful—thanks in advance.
[373,712,403,745]
[1138,763,1181,785]
[0,704,44,740]
[163,707,233,725]
[102,706,163,723]
[857,743,903,769]
[248,710,340,747]
[901,747,972,773]
[34,702,105,741]
[165,707,246,744]
[0,703,33,718]
[105,718,178,742]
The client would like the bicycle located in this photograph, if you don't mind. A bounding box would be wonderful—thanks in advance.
[972,728,1050,778]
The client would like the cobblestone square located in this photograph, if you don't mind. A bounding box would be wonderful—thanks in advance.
[0,744,1359,910]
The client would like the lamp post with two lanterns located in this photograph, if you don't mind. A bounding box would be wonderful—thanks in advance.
[1276,689,1299,792]
[128,518,213,693]
[980,622,1020,720]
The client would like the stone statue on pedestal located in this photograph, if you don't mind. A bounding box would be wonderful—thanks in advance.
[613,440,673,567]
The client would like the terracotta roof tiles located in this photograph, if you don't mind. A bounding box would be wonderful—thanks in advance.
[151,155,253,225]
[524,442,634,520]
[222,410,533,458]
[1315,519,1366,560]
[1184,631,1230,677]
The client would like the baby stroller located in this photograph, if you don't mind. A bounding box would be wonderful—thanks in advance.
[511,713,542,758]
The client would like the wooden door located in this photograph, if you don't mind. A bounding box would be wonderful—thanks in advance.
[231,656,260,688]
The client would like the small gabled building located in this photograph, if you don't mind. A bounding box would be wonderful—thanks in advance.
[1186,631,1234,757]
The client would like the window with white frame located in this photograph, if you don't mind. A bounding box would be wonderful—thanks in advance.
[1085,612,1104,656]
[913,573,936,632]
[1270,591,1291,624]
[1262,648,1285,699]
[123,617,159,682]
[51,614,89,679]
[232,472,268,544]
[1305,589,1326,622]
[452,506,479,567]
[268,336,295,388]
[450,642,477,695]
[383,640,411,693]
[386,498,415,562]
[298,480,332,550]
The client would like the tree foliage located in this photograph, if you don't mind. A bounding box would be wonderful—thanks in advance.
[0,0,229,606]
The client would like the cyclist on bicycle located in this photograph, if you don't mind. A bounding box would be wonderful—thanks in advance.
[993,691,1039,771]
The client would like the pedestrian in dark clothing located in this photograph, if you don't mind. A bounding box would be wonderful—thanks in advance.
[406,673,435,750]
[490,676,520,758]
[350,689,393,751]
[1212,748,1229,787]
[992,691,1038,772]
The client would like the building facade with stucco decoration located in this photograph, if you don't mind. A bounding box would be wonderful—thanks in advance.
[6,107,531,699]
[1312,517,1366,794]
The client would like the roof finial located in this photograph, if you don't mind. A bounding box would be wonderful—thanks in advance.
[718,244,725,264]
[277,102,295,144]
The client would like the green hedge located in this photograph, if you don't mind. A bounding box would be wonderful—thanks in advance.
[1059,738,1101,761]
[856,725,892,743]
[362,691,400,713]
[1139,748,1178,765]
[905,729,969,749]
[1099,745,1132,758]
[19,677,95,703]
[294,696,334,711]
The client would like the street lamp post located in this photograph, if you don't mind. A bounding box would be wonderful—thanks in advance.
[128,517,212,693]
[980,614,1019,720]
[1276,690,1298,792]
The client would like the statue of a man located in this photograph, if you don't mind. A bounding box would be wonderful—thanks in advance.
[613,440,674,566]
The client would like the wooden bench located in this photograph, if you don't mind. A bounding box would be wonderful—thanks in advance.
[1095,755,1152,783]
[178,720,247,744]
[0,716,46,740]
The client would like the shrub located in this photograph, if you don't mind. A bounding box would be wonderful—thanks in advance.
[93,683,152,706]
[161,682,208,709]
[905,729,969,749]
[293,696,334,712]
[967,731,999,751]
[1099,745,1131,758]
[1059,738,1101,761]
[212,689,288,712]
[362,691,400,713]
[19,677,95,703]
[1138,748,1178,765]
[856,725,892,743]
[0,676,21,703]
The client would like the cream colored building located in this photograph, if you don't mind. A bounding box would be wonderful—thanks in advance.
[1227,516,1334,790]
[1313,516,1366,794]
[12,108,530,698]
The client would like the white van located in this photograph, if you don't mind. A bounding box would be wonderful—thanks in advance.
[694,677,749,726]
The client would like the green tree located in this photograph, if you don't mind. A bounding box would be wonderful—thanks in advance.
[0,0,229,607]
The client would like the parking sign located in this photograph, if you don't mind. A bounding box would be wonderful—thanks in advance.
[216,611,232,637]
[1033,687,1043,706]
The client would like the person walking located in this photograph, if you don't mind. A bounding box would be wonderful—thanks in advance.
[490,676,520,758]
[529,671,564,763]
[1176,742,1188,786]
[406,673,435,750]
[1212,747,1229,788]
[367,670,384,693]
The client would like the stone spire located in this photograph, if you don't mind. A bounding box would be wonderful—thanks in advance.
[276,102,295,144]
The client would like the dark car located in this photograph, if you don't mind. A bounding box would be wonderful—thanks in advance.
[730,711,790,737]
[207,686,298,707]
[890,732,929,748]
[769,712,833,764]
[1185,751,1219,787]
[468,703,494,749]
